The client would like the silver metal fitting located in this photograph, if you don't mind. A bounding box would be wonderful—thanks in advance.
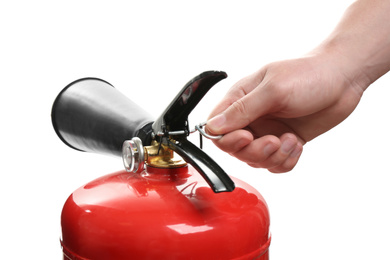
[192,122,223,140]
[122,137,145,173]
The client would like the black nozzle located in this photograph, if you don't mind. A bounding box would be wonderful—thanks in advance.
[51,78,154,157]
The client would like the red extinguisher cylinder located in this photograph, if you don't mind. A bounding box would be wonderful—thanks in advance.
[60,166,271,260]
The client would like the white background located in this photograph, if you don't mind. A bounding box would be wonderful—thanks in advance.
[1,0,389,259]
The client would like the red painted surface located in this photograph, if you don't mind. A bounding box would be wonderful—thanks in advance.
[61,165,271,259]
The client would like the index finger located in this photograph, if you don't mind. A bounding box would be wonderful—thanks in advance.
[208,69,266,119]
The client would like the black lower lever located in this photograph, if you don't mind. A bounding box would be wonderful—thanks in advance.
[168,138,235,193]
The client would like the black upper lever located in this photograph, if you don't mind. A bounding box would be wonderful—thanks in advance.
[152,71,227,136]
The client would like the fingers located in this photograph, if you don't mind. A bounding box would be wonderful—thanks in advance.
[207,70,279,135]
[208,89,276,135]
[265,136,303,173]
[208,70,266,120]
[214,132,303,173]
[212,129,254,153]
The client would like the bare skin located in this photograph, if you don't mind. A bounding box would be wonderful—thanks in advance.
[207,0,390,173]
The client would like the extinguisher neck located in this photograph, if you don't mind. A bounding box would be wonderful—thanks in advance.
[142,164,190,181]
[144,141,187,169]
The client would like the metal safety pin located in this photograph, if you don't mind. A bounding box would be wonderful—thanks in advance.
[191,122,223,140]
[155,122,223,140]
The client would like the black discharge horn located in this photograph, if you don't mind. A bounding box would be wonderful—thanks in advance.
[51,71,235,193]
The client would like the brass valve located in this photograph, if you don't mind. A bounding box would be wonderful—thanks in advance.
[144,141,187,169]
[122,137,187,173]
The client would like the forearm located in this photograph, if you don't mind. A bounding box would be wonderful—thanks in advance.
[311,0,390,90]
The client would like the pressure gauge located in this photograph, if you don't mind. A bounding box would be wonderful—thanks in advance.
[122,137,144,173]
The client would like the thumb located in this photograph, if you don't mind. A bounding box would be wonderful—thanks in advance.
[207,85,276,134]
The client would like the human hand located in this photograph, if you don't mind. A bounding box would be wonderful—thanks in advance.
[207,53,367,173]
[205,0,390,173]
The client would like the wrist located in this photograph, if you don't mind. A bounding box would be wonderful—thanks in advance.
[312,0,390,91]
[306,39,371,96]
[313,36,372,91]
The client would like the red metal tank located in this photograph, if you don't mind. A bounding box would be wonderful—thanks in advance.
[61,165,271,260]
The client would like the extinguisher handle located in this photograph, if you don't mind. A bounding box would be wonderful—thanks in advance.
[51,78,154,157]
[151,71,235,193]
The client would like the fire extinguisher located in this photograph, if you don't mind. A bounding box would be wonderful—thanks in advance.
[51,71,271,260]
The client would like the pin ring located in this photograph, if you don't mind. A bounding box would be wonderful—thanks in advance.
[194,122,223,140]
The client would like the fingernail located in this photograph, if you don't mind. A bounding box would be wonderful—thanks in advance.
[264,143,278,157]
[290,146,302,158]
[281,139,295,154]
[207,114,226,132]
